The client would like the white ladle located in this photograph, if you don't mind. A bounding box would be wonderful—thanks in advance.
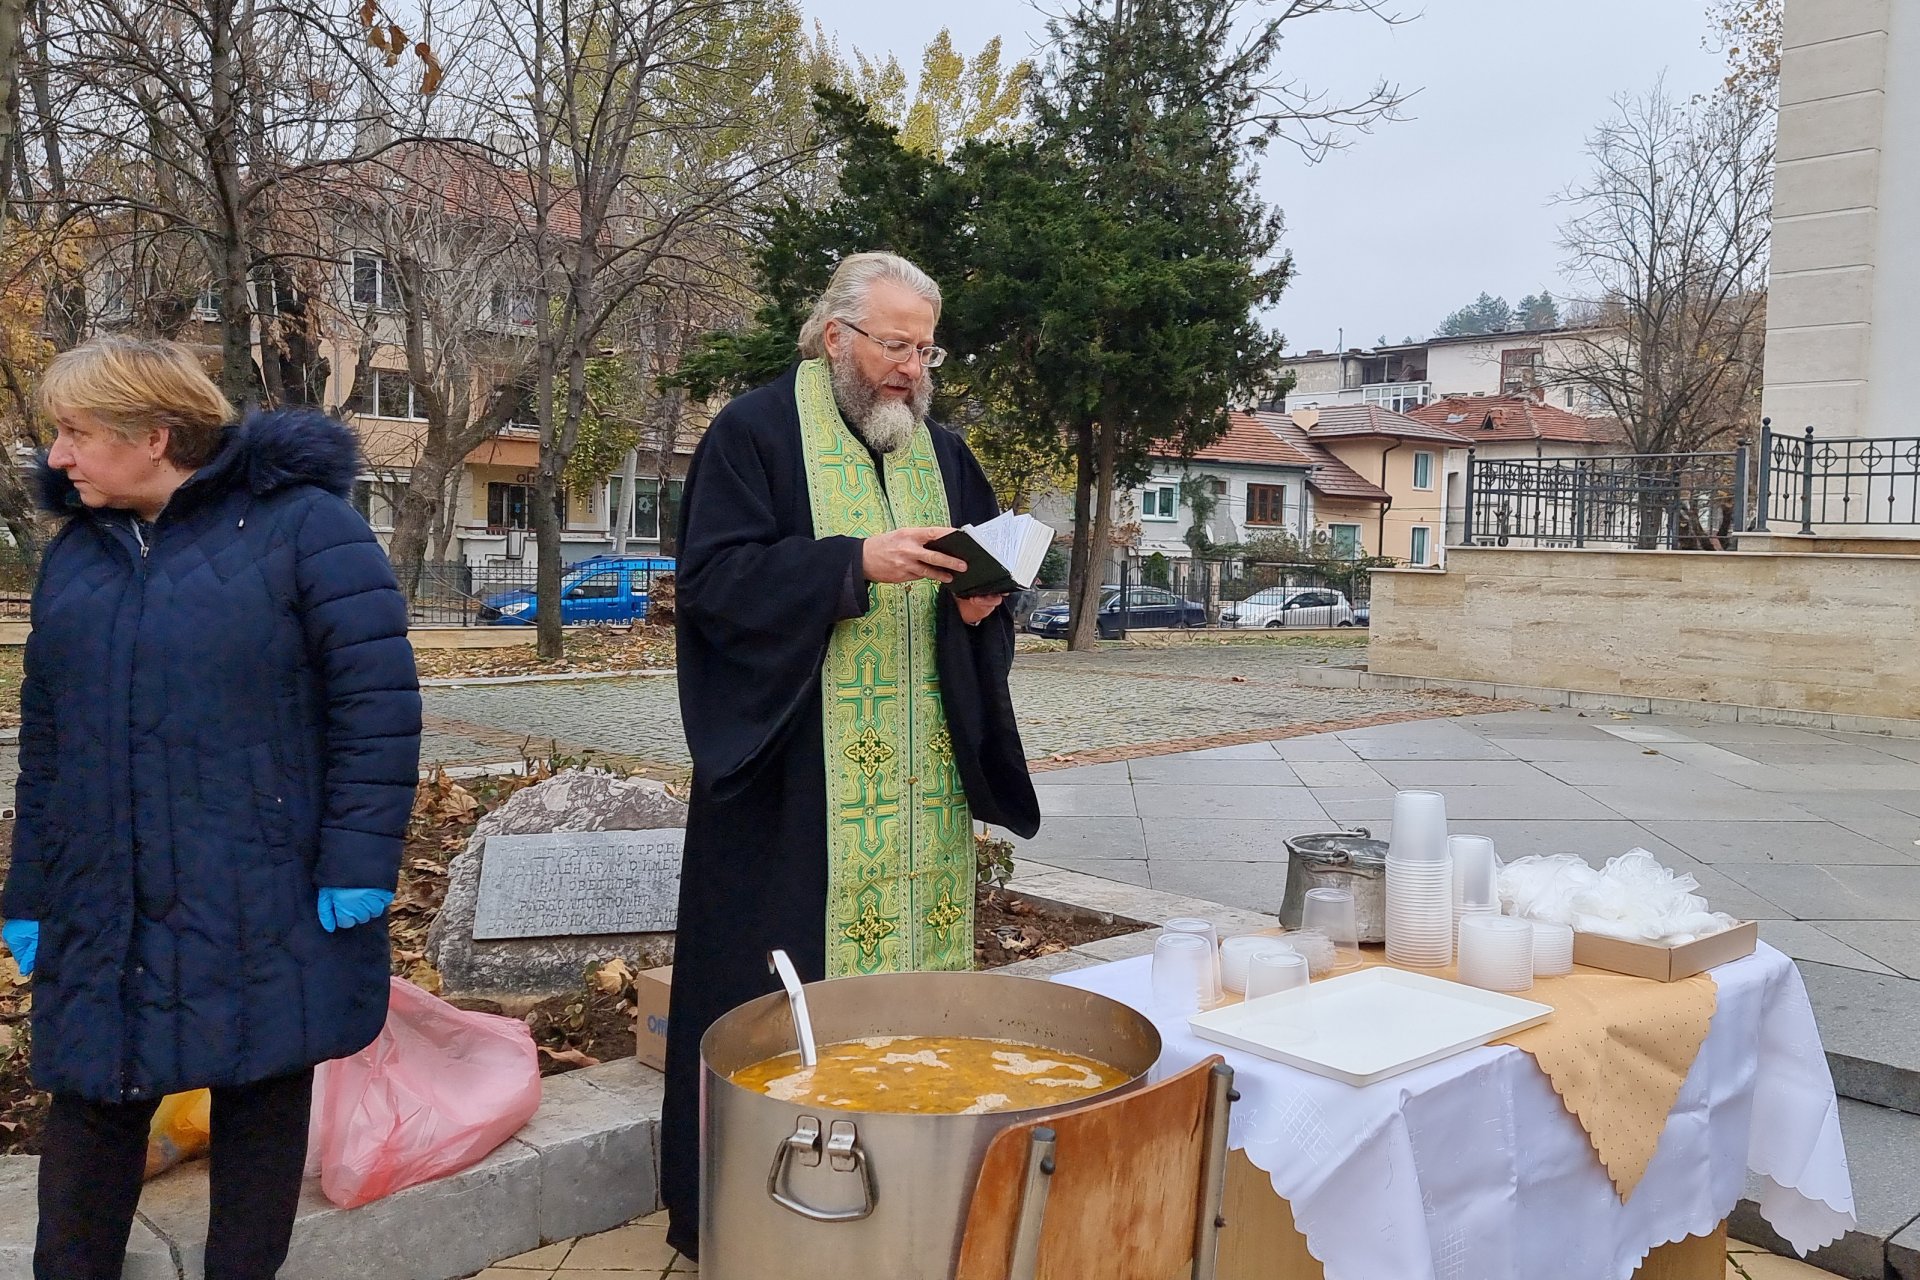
[768,949,818,1067]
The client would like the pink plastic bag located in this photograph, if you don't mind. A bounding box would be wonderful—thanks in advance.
[309,978,542,1208]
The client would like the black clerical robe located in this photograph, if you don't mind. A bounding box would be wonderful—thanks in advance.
[659,364,1039,1253]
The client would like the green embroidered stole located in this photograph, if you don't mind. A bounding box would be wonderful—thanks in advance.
[795,359,974,978]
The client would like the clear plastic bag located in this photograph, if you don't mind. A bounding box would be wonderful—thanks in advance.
[309,977,541,1208]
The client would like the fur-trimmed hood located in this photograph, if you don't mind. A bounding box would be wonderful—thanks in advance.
[36,406,362,516]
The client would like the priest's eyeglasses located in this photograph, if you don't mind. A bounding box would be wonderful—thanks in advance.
[841,321,947,368]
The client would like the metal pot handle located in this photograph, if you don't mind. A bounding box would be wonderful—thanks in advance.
[767,1117,878,1223]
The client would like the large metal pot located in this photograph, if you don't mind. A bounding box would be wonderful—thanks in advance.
[699,970,1161,1279]
[1279,830,1389,943]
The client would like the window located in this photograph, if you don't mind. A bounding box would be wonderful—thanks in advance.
[1565,386,1576,409]
[486,482,557,531]
[351,479,408,529]
[1410,526,1431,565]
[1246,483,1288,525]
[192,284,220,321]
[1412,451,1434,490]
[96,266,134,319]
[369,370,427,420]
[1363,382,1430,413]
[566,571,620,600]
[1500,348,1544,393]
[1328,524,1361,559]
[490,284,539,329]
[1141,484,1178,520]
[612,476,685,542]
[351,252,397,309]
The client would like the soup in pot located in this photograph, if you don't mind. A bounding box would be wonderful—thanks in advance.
[731,1035,1128,1115]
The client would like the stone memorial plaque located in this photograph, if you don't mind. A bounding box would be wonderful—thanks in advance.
[473,829,685,940]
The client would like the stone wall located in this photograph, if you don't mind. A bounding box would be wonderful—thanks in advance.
[1368,547,1917,719]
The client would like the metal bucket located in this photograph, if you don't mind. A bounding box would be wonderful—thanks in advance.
[1279,830,1389,943]
[699,970,1162,1279]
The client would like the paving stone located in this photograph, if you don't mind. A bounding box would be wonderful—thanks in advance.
[1340,734,1517,761]
[1894,1214,1920,1279]
[1011,854,1152,886]
[137,1138,542,1280]
[1580,785,1826,823]
[1285,761,1392,789]
[1439,819,1687,866]
[1370,759,1560,787]
[1141,818,1332,863]
[1532,756,1722,789]
[1719,865,1920,921]
[1176,742,1284,759]
[1270,737,1362,762]
[1483,736,1668,762]
[1031,761,1132,784]
[561,1220,677,1270]
[1132,784,1329,820]
[1757,922,1898,976]
[1642,821,1918,866]
[1007,815,1148,863]
[1067,929,1160,962]
[993,949,1099,979]
[1732,1098,1920,1280]
[514,1073,659,1244]
[1426,783,1621,821]
[1819,922,1920,980]
[1794,963,1920,1114]
[1032,783,1139,817]
[1716,745,1920,793]
[0,1155,175,1280]
[1125,757,1303,786]
[1148,860,1288,915]
[1684,865,1794,922]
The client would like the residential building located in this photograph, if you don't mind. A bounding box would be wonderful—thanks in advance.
[1133,413,1318,560]
[1290,404,1472,567]
[1407,394,1629,543]
[1277,327,1616,420]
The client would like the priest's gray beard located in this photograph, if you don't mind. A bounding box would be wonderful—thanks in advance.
[829,348,932,454]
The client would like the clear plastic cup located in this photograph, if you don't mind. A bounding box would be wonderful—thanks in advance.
[1221,935,1294,994]
[1301,887,1361,971]
[1450,835,1499,910]
[1245,948,1311,999]
[1530,920,1575,977]
[1386,856,1455,967]
[1458,915,1535,993]
[1162,918,1222,1006]
[1151,933,1216,1015]
[1390,791,1451,862]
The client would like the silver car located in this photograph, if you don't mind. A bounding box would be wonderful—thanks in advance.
[1221,586,1356,629]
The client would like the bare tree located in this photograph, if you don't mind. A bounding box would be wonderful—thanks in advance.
[469,0,825,659]
[1550,83,1772,459]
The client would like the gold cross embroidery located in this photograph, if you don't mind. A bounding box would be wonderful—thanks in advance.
[843,726,896,778]
[923,888,966,943]
[927,723,954,762]
[843,901,898,958]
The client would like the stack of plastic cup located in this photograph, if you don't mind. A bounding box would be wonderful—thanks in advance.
[1161,918,1222,1008]
[1457,915,1536,992]
[1529,920,1575,977]
[1386,791,1455,967]
[1221,935,1296,995]
[1151,933,1218,1015]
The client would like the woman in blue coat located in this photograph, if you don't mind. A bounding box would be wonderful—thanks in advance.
[0,336,422,1279]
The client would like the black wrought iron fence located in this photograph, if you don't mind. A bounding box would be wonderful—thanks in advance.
[1464,445,1750,551]
[0,543,33,619]
[405,558,672,627]
[1757,422,1920,532]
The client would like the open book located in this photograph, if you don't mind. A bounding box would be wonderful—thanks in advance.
[928,512,1055,598]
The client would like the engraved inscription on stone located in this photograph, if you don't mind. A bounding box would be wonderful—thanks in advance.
[473,830,685,940]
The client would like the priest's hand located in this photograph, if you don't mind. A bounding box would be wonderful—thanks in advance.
[862,527,969,585]
[955,593,1005,626]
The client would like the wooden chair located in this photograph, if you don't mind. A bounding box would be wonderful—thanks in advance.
[954,1058,1236,1280]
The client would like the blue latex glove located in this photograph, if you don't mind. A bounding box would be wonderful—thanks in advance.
[2,920,38,976]
[317,888,394,933]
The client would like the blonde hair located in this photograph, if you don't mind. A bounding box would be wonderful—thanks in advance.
[797,252,942,359]
[38,336,236,468]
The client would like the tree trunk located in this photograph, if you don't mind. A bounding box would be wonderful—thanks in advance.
[614,446,637,554]
[655,386,686,556]
[1068,420,1117,652]
[386,453,455,601]
[1066,419,1095,650]
[0,0,27,231]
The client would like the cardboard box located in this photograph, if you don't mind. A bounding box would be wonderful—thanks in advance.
[634,966,672,1070]
[1571,920,1758,981]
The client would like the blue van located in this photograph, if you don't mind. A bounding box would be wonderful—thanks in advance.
[477,555,675,625]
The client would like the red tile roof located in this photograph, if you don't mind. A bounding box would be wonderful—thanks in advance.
[1301,403,1472,446]
[1148,411,1391,504]
[1408,394,1627,447]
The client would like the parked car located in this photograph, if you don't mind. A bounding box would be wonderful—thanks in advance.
[1220,586,1356,629]
[1026,586,1207,639]
[477,555,675,625]
[1354,600,1370,627]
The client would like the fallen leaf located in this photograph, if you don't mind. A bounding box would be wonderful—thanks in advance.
[1609,713,1634,721]
[539,1046,601,1068]
[1643,748,1660,756]
[592,957,635,994]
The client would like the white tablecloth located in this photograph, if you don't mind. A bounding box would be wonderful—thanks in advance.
[1057,943,1854,1280]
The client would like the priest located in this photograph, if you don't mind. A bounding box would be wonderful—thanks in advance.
[660,251,1041,1258]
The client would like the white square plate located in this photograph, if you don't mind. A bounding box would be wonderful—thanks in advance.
[1187,968,1553,1087]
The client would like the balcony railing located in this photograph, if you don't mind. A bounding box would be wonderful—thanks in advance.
[1464,445,1751,551]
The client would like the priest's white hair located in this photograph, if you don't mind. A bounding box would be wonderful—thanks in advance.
[797,252,943,358]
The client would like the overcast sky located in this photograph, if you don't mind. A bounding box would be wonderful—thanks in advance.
[797,0,1731,352]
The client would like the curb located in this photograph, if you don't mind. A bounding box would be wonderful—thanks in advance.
[0,1059,663,1280]
[421,668,675,688]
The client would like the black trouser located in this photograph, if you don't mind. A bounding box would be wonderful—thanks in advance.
[36,1067,315,1280]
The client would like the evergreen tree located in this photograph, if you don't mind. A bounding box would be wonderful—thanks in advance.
[1516,290,1561,330]
[1436,292,1513,336]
